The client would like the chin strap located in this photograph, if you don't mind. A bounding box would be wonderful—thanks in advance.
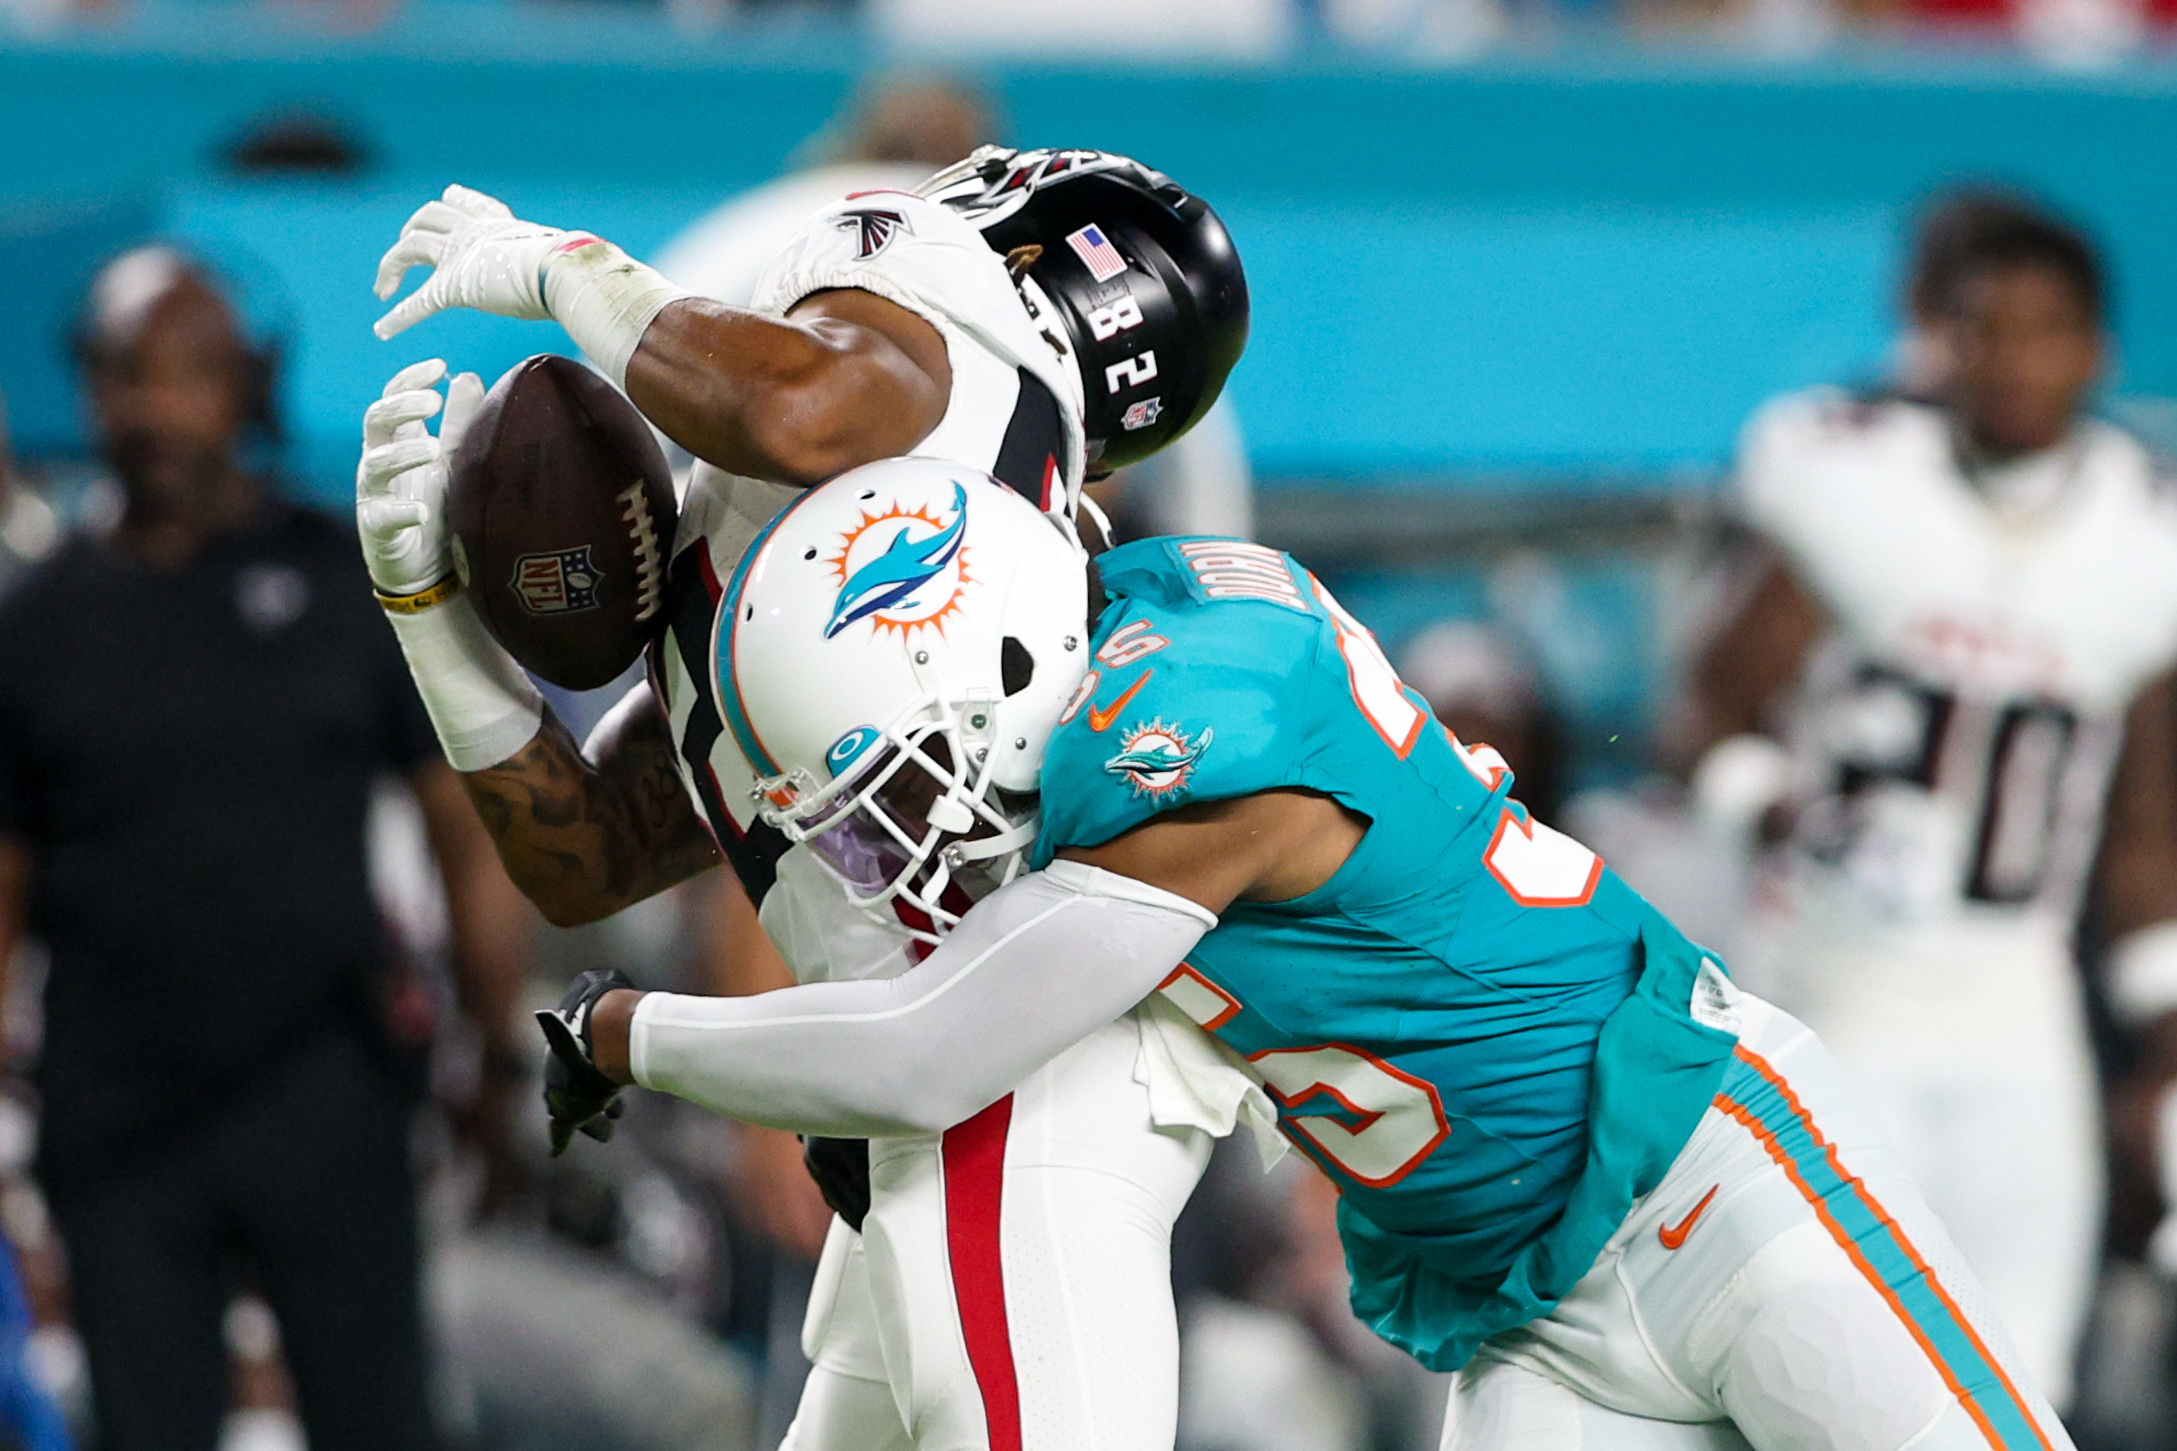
[945,816,1039,866]
[902,813,1039,940]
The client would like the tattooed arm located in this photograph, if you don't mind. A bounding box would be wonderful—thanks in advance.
[463,685,720,927]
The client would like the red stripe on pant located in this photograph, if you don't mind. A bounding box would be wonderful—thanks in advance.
[943,1095,1021,1451]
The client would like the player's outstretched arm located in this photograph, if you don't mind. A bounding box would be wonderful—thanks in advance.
[372,185,950,485]
[552,859,1211,1140]
[624,289,951,485]
[463,686,720,928]
[541,790,1362,1146]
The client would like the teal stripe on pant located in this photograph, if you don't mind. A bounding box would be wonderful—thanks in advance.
[1716,1050,2052,1451]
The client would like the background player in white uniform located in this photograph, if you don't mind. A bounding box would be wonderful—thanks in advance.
[354,148,1256,1450]
[1671,191,2177,1408]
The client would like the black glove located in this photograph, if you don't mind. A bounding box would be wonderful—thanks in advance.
[535,969,636,1157]
[801,1136,872,1231]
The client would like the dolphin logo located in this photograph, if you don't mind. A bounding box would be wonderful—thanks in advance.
[825,483,968,638]
[1103,723,1213,797]
[1104,734,1210,777]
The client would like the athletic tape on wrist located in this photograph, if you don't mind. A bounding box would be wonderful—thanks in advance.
[541,236,690,392]
[386,594,545,772]
[2109,920,2177,1026]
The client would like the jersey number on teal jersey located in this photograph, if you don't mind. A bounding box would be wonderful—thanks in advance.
[1153,568,1605,1188]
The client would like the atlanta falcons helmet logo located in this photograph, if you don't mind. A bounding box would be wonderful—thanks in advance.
[836,208,911,260]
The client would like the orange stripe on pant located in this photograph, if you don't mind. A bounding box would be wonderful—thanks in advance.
[1716,1045,2053,1451]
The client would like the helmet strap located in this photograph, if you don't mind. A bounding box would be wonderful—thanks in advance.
[1004,244,1044,280]
[945,816,1038,866]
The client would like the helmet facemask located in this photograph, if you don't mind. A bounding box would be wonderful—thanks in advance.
[758,691,1038,945]
[720,459,1092,947]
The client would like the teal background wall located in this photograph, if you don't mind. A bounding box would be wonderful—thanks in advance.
[6,29,2177,500]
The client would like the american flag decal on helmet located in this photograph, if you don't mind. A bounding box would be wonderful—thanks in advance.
[837,209,911,260]
[1066,224,1128,283]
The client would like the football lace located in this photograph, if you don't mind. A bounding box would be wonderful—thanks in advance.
[620,481,665,623]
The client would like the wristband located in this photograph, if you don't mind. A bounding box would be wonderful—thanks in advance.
[375,572,463,615]
[386,593,545,772]
[542,236,691,392]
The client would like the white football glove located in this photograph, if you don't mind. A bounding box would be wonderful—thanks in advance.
[357,358,484,597]
[373,185,571,340]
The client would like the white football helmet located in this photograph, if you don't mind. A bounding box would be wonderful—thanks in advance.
[717,457,1092,941]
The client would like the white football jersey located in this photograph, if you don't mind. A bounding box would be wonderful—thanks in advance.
[646,189,1089,933]
[1739,388,2177,934]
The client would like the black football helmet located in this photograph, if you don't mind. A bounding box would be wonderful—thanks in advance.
[921,147,1249,474]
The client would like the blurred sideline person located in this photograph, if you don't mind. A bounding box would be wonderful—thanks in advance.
[0,248,532,1451]
[658,73,1254,543]
[359,147,1250,1451]
[1669,192,2177,1408]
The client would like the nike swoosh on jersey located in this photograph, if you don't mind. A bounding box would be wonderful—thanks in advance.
[1087,670,1153,732]
[1658,1184,1720,1250]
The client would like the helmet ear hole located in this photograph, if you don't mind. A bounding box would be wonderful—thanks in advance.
[1001,636,1035,697]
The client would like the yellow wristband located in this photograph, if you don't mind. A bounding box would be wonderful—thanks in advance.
[376,573,463,614]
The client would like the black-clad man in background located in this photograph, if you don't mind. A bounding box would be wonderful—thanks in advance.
[0,246,532,1451]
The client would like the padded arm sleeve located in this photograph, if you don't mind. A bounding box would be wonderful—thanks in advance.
[628,860,1215,1137]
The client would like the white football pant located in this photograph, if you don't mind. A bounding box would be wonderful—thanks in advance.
[779,1015,1214,1451]
[1756,925,2100,1411]
[1448,993,2071,1451]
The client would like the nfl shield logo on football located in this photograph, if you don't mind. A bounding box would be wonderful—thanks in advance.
[512,546,603,615]
[1120,398,1163,432]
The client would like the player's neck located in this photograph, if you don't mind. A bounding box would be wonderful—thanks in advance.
[115,465,262,568]
[1951,413,2076,476]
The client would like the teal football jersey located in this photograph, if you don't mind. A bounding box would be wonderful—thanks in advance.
[1031,539,1740,1371]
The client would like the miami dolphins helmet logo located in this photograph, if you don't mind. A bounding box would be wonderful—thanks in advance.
[824,481,972,640]
[1104,719,1213,798]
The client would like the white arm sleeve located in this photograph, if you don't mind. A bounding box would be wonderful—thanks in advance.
[628,859,1215,1137]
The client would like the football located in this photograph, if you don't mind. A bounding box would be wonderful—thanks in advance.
[447,354,676,692]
